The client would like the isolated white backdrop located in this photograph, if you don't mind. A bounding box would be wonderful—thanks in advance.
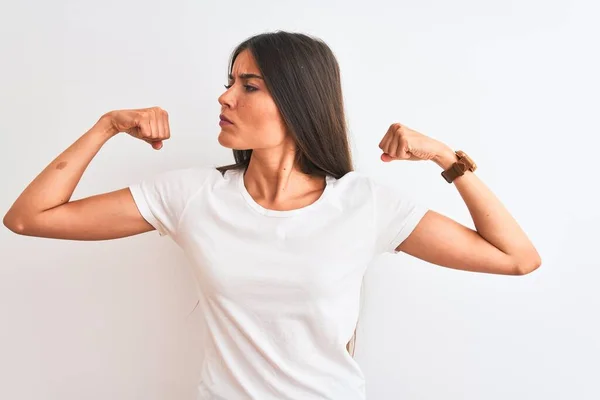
[1,0,598,399]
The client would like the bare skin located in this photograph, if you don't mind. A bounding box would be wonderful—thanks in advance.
[2,108,169,240]
[2,49,326,239]
[4,48,540,277]
[217,49,327,211]
[3,48,539,360]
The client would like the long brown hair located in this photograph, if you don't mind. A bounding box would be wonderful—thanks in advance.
[216,31,354,179]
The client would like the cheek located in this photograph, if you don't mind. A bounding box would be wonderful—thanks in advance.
[251,100,286,135]
[263,112,287,143]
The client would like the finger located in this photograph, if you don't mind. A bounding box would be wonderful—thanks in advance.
[381,153,393,162]
[143,137,163,150]
[381,123,403,155]
[378,133,391,154]
[149,110,159,139]
[392,124,408,159]
[139,119,152,140]
[154,108,165,139]
[379,125,394,149]
[162,110,170,140]
[387,136,399,159]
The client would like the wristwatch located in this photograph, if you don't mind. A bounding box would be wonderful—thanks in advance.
[441,150,477,183]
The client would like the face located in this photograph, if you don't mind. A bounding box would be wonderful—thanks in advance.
[217,49,289,151]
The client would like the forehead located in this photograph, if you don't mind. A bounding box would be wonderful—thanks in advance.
[231,49,260,74]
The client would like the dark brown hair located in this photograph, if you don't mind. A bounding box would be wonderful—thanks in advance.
[216,31,354,179]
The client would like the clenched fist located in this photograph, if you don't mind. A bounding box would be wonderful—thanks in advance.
[378,123,449,163]
[103,107,171,150]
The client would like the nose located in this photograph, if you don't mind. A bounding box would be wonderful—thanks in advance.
[218,86,235,109]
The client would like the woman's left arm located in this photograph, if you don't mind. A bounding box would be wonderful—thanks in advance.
[379,123,541,276]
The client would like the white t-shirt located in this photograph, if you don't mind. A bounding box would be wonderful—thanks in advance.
[129,166,428,400]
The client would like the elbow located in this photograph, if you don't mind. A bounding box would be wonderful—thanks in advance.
[514,253,542,276]
[3,212,27,235]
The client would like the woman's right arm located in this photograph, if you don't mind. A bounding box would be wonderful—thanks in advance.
[3,107,171,240]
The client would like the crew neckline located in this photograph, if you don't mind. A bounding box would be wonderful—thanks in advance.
[235,168,335,218]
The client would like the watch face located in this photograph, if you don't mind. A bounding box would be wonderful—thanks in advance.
[456,151,476,171]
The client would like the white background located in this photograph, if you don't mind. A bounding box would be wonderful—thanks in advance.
[1,0,598,399]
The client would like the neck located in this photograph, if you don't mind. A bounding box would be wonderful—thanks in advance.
[243,148,324,205]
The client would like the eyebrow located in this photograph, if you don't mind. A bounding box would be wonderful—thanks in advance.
[228,73,264,80]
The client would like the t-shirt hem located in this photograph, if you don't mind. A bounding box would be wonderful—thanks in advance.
[389,206,429,254]
[128,184,168,236]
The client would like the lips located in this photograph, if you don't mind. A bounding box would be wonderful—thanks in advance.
[219,114,233,124]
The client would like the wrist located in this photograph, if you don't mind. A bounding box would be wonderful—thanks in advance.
[433,146,457,170]
[95,113,119,139]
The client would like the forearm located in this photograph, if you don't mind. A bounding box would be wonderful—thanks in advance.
[5,115,118,220]
[433,147,541,267]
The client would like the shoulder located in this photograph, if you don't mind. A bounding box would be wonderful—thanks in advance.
[128,165,225,237]
[130,165,224,205]
[331,170,393,197]
[154,164,221,182]
[148,165,222,191]
[326,170,378,210]
[332,170,422,209]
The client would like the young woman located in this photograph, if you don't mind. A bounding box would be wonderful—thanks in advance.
[4,31,540,399]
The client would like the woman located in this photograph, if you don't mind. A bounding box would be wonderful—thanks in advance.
[3,31,540,399]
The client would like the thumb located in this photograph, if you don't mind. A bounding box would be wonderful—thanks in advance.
[151,140,163,150]
[381,153,394,162]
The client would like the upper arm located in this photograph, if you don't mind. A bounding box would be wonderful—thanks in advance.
[4,166,216,241]
[396,210,519,275]
[4,188,155,240]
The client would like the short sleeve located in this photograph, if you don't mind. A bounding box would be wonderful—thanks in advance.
[128,166,216,237]
[370,178,429,254]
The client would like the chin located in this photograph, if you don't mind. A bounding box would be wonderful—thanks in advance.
[218,133,246,150]
[217,132,233,147]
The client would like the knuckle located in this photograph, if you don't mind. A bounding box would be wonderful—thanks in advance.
[138,110,149,121]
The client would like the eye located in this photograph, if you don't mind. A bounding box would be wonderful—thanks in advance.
[223,83,257,92]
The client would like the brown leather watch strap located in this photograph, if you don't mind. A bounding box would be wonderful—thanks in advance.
[441,161,468,183]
